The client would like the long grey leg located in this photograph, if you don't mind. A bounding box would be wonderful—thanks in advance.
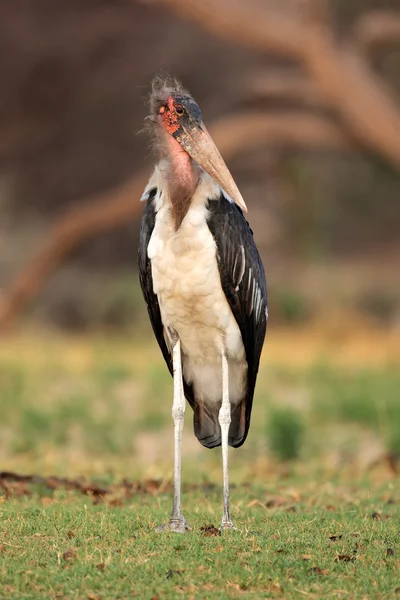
[219,352,235,530]
[168,339,191,532]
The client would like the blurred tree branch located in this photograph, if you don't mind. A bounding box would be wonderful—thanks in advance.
[0,111,354,330]
[0,173,146,332]
[153,0,400,168]
[354,11,400,51]
[248,70,325,109]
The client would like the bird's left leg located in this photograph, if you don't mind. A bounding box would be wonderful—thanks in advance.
[219,352,236,530]
[168,338,191,533]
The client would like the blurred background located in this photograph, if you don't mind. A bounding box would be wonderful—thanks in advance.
[0,0,399,480]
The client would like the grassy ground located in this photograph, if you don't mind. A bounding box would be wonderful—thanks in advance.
[0,329,399,599]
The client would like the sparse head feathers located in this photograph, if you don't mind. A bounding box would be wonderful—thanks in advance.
[148,74,202,124]
[145,74,203,159]
[149,74,187,117]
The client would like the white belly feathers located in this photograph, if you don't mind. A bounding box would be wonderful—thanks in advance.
[146,169,247,405]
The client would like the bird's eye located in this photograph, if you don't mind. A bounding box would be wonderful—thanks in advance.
[175,105,184,116]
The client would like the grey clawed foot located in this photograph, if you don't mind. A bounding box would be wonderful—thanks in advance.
[155,516,192,533]
[219,518,237,533]
[169,516,192,533]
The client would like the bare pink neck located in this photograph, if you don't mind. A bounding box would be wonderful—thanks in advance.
[164,134,199,229]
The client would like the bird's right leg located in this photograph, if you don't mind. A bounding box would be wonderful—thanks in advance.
[219,352,235,531]
[168,338,191,532]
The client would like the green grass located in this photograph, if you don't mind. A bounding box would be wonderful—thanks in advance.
[0,333,399,598]
[309,365,400,429]
[267,407,304,461]
[2,347,399,467]
[0,478,398,599]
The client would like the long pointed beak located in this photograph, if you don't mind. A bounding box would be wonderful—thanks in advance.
[175,124,247,213]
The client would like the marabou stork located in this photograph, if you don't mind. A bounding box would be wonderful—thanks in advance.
[138,76,267,532]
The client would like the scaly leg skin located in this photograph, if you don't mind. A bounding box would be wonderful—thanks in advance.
[157,339,191,533]
[219,352,236,531]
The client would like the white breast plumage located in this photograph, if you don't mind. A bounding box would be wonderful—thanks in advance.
[146,168,247,406]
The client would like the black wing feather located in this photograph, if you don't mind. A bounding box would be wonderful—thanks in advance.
[138,189,197,409]
[206,194,268,447]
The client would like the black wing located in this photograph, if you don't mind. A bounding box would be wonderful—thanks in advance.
[137,189,196,407]
[138,189,171,371]
[206,194,268,448]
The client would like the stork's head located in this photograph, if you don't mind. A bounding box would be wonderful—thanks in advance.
[148,76,247,212]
